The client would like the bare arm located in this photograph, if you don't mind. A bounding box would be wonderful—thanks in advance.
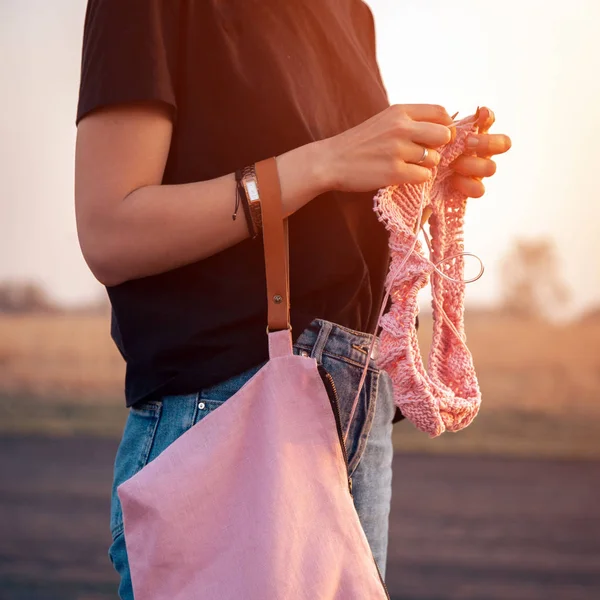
[75,104,328,286]
[75,103,454,287]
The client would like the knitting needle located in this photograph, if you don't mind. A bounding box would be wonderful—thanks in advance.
[415,206,433,233]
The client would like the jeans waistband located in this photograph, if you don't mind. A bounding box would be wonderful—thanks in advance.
[294,319,380,371]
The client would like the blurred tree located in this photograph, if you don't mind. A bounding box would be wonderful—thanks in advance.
[0,280,57,314]
[499,238,570,319]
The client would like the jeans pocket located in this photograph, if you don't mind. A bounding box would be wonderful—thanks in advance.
[319,353,380,476]
[199,363,264,404]
[110,400,162,540]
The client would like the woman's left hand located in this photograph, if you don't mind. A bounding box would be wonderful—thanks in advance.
[448,107,511,198]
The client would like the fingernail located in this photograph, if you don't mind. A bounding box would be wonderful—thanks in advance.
[466,136,479,148]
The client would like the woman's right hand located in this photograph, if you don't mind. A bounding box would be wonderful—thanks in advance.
[317,104,454,193]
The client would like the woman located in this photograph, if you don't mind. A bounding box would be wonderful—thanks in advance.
[74,1,510,597]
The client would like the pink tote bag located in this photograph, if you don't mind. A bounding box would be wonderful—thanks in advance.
[118,158,390,600]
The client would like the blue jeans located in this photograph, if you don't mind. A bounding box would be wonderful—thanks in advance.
[109,319,395,599]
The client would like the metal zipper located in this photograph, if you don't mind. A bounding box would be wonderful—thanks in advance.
[317,365,391,600]
[318,365,351,493]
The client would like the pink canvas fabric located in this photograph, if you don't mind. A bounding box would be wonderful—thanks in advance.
[117,157,389,600]
[373,115,482,437]
[118,331,388,599]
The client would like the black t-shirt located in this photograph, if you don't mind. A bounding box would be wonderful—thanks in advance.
[77,0,391,407]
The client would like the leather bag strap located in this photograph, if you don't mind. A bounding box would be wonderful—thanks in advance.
[255,157,290,332]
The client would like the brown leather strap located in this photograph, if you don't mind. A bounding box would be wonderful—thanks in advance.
[255,157,290,332]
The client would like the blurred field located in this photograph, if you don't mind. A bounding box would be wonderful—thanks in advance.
[2,436,598,600]
[1,312,599,458]
[2,312,599,599]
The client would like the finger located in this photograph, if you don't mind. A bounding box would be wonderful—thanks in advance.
[464,133,512,157]
[399,104,453,125]
[451,155,496,178]
[407,120,452,148]
[400,140,440,168]
[476,107,495,133]
[396,162,433,185]
[450,174,485,198]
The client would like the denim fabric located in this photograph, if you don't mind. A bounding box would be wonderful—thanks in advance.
[108,319,395,599]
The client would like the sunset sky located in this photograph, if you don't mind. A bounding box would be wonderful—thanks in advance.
[1,0,598,318]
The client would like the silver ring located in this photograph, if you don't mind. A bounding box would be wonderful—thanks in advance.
[416,147,429,165]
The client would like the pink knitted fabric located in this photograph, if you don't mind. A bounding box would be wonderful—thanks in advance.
[373,115,482,437]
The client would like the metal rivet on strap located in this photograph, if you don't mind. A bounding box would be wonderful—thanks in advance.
[198,402,206,410]
[273,294,283,304]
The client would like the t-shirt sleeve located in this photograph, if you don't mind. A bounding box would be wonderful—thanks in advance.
[358,1,389,103]
[76,0,181,125]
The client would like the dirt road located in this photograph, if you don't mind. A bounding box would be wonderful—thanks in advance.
[0,435,598,600]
